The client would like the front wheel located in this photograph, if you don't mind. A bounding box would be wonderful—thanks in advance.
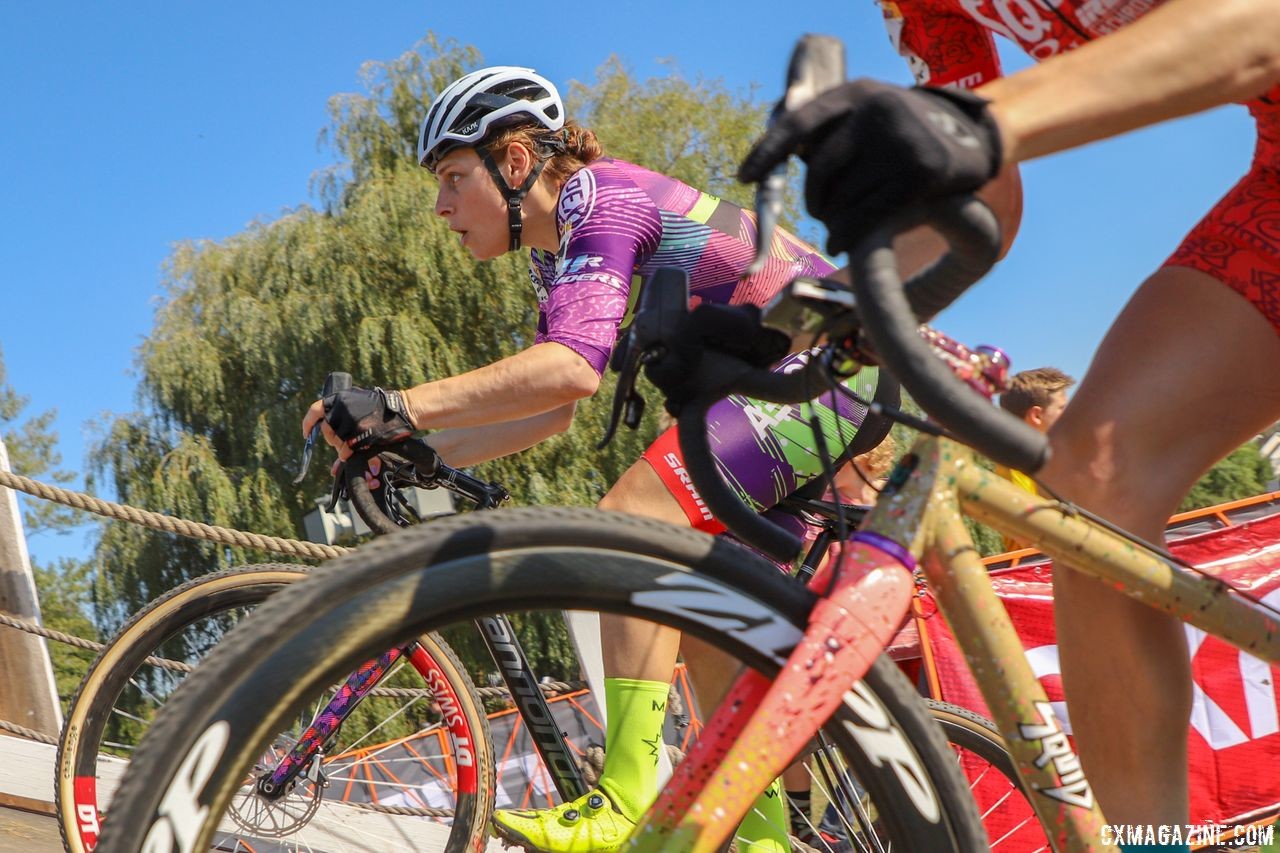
[96,508,985,852]
[56,564,494,853]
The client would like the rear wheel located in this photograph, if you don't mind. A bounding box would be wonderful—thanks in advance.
[96,508,986,852]
[56,564,494,853]
[925,700,1047,851]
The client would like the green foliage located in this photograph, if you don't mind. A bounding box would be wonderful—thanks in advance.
[0,345,78,534]
[85,34,782,685]
[31,558,100,711]
[568,57,796,225]
[1180,443,1275,512]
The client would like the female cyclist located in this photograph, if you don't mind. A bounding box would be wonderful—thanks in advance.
[302,65,884,852]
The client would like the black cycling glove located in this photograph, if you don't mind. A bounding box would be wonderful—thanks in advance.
[738,80,1003,256]
[323,387,415,451]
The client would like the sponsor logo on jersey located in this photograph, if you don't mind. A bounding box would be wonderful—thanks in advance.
[959,0,1061,59]
[556,253,605,278]
[557,272,627,287]
[529,265,549,303]
[662,451,714,522]
[557,167,597,232]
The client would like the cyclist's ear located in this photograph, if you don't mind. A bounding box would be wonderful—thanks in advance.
[495,140,537,185]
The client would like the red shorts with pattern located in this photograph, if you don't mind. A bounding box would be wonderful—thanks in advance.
[1165,103,1280,330]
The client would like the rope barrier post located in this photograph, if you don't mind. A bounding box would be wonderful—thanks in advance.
[0,437,62,740]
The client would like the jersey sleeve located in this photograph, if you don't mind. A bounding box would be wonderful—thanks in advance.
[879,0,1002,89]
[531,162,662,375]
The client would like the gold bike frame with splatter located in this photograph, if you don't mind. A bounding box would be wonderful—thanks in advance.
[873,432,1280,852]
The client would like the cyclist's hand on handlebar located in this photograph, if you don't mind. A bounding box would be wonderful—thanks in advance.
[332,454,382,489]
[300,386,415,456]
[738,80,1003,255]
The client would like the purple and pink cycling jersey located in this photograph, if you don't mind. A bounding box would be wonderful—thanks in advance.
[528,157,880,529]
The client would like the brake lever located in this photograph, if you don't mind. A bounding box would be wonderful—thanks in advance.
[325,460,348,512]
[598,335,651,449]
[294,372,353,485]
[599,268,692,448]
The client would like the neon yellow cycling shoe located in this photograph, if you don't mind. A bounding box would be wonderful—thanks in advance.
[492,788,635,852]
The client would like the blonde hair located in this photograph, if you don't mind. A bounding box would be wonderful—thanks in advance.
[853,434,898,481]
[483,120,604,186]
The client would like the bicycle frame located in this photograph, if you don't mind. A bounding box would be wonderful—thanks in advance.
[258,613,587,804]
[632,433,1280,852]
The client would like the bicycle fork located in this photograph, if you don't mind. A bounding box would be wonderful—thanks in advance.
[257,641,480,800]
[257,616,586,806]
[630,533,915,852]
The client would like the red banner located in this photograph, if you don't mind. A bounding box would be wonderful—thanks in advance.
[918,512,1280,837]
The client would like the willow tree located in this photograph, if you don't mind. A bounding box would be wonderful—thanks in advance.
[87,35,778,682]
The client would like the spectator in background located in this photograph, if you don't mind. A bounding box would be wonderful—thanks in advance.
[996,367,1076,549]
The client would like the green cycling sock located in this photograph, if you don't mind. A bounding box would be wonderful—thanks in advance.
[596,677,670,822]
[735,779,790,852]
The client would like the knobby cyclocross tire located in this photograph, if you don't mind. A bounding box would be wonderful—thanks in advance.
[925,699,1047,850]
[56,564,494,853]
[96,508,985,853]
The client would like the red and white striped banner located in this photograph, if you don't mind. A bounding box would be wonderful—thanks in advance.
[919,511,1280,833]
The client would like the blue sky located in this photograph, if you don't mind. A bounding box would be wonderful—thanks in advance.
[1,2,1254,567]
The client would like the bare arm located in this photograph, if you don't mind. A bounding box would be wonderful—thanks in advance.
[426,402,578,468]
[980,0,1280,163]
[401,341,599,430]
[300,342,599,456]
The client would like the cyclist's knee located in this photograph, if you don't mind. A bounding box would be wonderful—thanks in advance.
[600,458,690,526]
[1041,414,1175,533]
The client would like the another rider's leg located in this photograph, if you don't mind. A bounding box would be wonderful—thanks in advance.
[1041,265,1280,827]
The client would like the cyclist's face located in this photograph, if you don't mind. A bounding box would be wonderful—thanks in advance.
[434,148,508,260]
[1035,389,1069,433]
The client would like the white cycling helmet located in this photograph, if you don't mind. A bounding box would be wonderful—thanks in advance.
[418,66,564,171]
[419,66,567,251]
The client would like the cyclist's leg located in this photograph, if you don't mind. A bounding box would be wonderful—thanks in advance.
[1042,262,1280,828]
[494,362,881,848]
[492,462,688,849]
[1044,140,1280,828]
[597,457,688,686]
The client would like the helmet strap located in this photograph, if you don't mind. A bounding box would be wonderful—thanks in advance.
[480,148,548,252]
